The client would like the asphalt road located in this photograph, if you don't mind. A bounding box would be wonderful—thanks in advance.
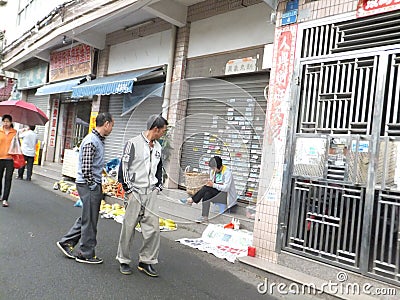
[0,178,275,300]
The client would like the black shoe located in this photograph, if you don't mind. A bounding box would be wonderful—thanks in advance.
[75,255,103,264]
[120,263,132,275]
[16,176,23,180]
[56,241,75,259]
[137,262,158,277]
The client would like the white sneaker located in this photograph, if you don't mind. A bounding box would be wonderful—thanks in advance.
[195,216,208,223]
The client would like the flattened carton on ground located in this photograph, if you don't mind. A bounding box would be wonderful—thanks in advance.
[176,224,253,263]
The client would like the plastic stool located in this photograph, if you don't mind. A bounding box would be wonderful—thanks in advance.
[214,203,227,214]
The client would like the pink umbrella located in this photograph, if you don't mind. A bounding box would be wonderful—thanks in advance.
[0,100,49,125]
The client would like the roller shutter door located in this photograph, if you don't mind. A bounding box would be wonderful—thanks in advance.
[105,95,163,162]
[26,90,49,146]
[181,73,268,203]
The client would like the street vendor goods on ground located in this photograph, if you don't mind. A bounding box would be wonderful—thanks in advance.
[176,224,253,263]
[53,180,79,198]
[99,200,177,231]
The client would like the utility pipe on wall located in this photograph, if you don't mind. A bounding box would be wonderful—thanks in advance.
[162,25,177,119]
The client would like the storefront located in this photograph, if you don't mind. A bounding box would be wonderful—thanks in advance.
[176,2,274,204]
[71,68,166,162]
[34,44,94,163]
[180,73,268,203]
[71,28,173,162]
[16,62,49,163]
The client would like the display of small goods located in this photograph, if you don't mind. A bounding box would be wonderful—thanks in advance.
[100,200,177,231]
[102,176,125,199]
[53,180,79,198]
[196,98,262,203]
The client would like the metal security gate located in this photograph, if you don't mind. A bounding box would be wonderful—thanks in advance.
[281,18,400,285]
[181,73,268,203]
[105,95,163,162]
[27,90,49,144]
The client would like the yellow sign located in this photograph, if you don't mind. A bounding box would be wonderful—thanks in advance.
[34,140,41,165]
[89,112,98,133]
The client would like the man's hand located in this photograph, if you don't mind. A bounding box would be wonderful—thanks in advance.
[88,182,98,191]
[206,180,213,187]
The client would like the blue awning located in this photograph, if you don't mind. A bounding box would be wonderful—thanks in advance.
[71,68,160,98]
[35,77,85,96]
[122,83,164,116]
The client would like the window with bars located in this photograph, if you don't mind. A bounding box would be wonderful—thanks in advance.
[298,57,378,135]
[301,10,400,58]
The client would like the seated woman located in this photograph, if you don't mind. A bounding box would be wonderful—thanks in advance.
[181,156,237,223]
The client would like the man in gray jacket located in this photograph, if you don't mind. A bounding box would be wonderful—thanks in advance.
[116,114,168,277]
[56,112,114,264]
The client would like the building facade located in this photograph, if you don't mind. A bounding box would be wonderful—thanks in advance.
[2,0,399,293]
[252,0,400,292]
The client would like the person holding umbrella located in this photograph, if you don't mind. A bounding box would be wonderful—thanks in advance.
[0,114,17,207]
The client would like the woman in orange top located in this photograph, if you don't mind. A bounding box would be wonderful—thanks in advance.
[0,114,17,207]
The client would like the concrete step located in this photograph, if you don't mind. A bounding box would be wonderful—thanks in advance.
[160,191,255,231]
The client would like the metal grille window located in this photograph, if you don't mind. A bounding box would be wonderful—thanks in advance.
[301,10,400,58]
[282,6,400,283]
[372,190,400,280]
[370,52,400,282]
[299,57,378,135]
[383,54,400,136]
[288,180,364,268]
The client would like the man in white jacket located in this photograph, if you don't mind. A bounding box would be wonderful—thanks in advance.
[181,156,237,223]
[17,125,38,181]
[116,114,168,277]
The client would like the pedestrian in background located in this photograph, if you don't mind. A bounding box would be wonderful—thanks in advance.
[0,114,17,207]
[17,125,38,181]
[56,112,114,264]
[116,114,168,277]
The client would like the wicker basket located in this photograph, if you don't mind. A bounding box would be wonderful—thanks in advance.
[184,172,209,195]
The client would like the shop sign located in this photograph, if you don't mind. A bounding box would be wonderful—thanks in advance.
[357,0,400,17]
[18,63,48,89]
[49,44,93,82]
[49,99,59,147]
[225,57,257,75]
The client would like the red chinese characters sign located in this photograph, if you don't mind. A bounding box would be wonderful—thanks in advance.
[49,99,59,147]
[357,0,400,17]
[267,24,297,144]
[49,44,92,82]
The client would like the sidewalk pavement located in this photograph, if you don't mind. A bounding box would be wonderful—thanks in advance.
[31,163,388,300]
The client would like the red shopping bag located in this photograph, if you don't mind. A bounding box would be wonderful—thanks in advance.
[12,154,26,169]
